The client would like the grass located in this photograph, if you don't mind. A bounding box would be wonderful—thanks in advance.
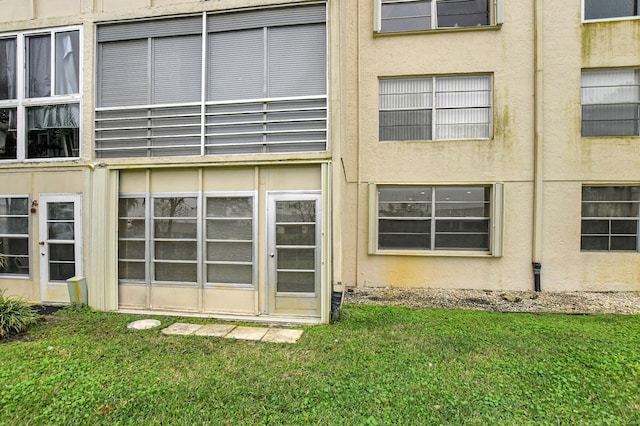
[0,304,639,425]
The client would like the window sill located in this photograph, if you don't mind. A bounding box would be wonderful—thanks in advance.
[374,25,502,38]
[371,249,494,258]
[583,16,640,24]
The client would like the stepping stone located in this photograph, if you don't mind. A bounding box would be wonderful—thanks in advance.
[194,324,236,337]
[261,328,304,343]
[161,323,202,335]
[225,326,269,341]
[127,319,161,330]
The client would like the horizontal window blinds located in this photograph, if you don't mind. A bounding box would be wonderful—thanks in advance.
[95,2,327,158]
[97,15,202,42]
[207,3,326,32]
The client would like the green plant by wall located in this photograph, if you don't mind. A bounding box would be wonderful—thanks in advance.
[0,290,41,339]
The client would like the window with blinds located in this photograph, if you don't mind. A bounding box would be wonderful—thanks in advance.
[376,0,498,33]
[581,69,640,137]
[379,75,492,141]
[95,3,327,158]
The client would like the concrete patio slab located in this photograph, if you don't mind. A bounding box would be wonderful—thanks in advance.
[226,326,269,341]
[261,328,304,343]
[194,324,236,337]
[161,323,202,335]
[127,319,161,330]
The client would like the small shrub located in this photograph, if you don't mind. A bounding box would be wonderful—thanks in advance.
[0,290,41,339]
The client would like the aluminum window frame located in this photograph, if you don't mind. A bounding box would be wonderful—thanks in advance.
[581,68,640,138]
[117,191,258,289]
[369,183,503,256]
[379,74,493,142]
[204,191,257,289]
[374,0,503,33]
[0,195,30,278]
[0,26,82,163]
[581,186,640,252]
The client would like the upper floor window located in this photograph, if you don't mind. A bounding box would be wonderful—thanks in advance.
[581,69,640,137]
[584,0,640,21]
[375,0,502,33]
[95,4,327,158]
[379,75,492,141]
[581,186,640,252]
[0,28,81,161]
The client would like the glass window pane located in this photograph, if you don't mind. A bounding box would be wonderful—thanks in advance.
[581,236,610,251]
[119,198,145,217]
[154,197,197,218]
[0,237,29,275]
[277,248,315,270]
[437,0,490,28]
[118,240,146,260]
[435,219,489,233]
[610,236,637,250]
[0,38,16,100]
[277,271,315,293]
[49,243,75,261]
[54,31,80,95]
[207,264,252,285]
[0,108,18,160]
[119,219,146,238]
[276,224,316,245]
[154,219,197,239]
[276,201,316,222]
[48,222,74,240]
[206,197,252,217]
[585,0,636,20]
[26,104,80,158]
[381,0,432,32]
[27,34,51,98]
[206,219,252,240]
[154,241,197,261]
[379,233,430,250]
[207,242,252,262]
[154,262,197,283]
[582,202,639,217]
[379,110,432,141]
[48,202,74,220]
[49,262,74,281]
[611,220,638,234]
[435,233,489,250]
[0,217,28,234]
[581,219,609,234]
[118,261,145,280]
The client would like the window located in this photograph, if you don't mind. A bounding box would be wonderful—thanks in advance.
[0,28,81,161]
[581,186,640,252]
[581,69,640,137]
[375,0,502,33]
[379,75,491,141]
[371,185,504,254]
[584,0,640,21]
[0,197,29,276]
[95,4,327,158]
[118,193,255,287]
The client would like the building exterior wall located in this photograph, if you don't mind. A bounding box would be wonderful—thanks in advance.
[1,0,639,323]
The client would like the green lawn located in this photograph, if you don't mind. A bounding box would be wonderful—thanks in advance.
[1,304,639,425]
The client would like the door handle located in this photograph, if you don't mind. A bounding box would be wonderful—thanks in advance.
[38,241,45,246]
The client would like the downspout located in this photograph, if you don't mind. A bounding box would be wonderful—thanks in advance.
[532,0,544,291]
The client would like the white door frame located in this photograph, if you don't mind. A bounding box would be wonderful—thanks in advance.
[266,191,322,317]
[38,193,83,303]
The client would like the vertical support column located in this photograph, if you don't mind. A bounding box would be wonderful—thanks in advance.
[87,166,119,310]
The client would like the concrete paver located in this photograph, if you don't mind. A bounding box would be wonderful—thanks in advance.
[261,328,304,343]
[226,326,269,341]
[194,324,235,337]
[161,323,202,335]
